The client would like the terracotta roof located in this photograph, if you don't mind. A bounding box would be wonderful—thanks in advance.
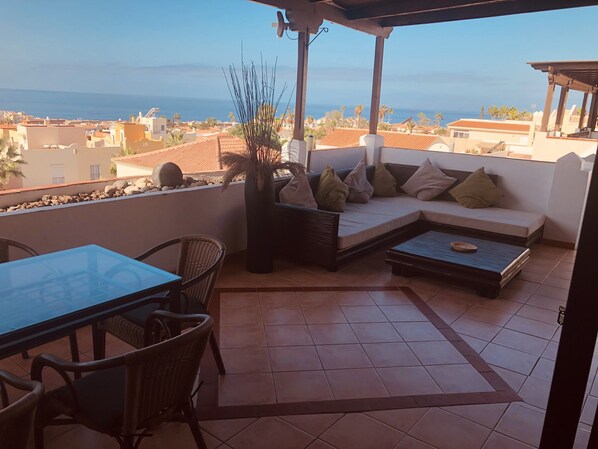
[318,128,438,150]
[113,135,246,173]
[0,125,16,130]
[446,120,531,133]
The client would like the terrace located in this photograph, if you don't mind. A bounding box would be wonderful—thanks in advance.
[1,1,597,449]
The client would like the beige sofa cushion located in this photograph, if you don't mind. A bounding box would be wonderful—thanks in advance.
[372,162,398,197]
[396,196,544,238]
[315,166,349,212]
[344,160,374,203]
[279,174,317,209]
[400,158,457,201]
[449,167,503,208]
[337,198,421,249]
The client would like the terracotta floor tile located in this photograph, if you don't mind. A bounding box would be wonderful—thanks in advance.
[365,408,428,433]
[220,307,262,326]
[325,368,389,399]
[296,291,336,307]
[481,344,538,376]
[308,324,358,345]
[458,334,489,354]
[333,291,376,306]
[273,371,334,403]
[218,373,276,406]
[393,322,446,342]
[380,305,427,322]
[518,376,551,410]
[482,432,535,449]
[303,307,348,324]
[306,440,336,449]
[463,305,514,327]
[199,418,257,442]
[409,408,491,449]
[227,417,314,449]
[426,364,494,393]
[281,414,344,437]
[265,325,314,347]
[259,291,298,308]
[316,344,372,370]
[407,341,468,365]
[489,365,527,392]
[351,322,403,343]
[269,346,323,372]
[535,284,569,301]
[261,306,306,325]
[495,403,545,447]
[368,290,414,306]
[450,316,502,342]
[530,357,555,382]
[395,436,436,448]
[220,347,271,373]
[320,413,404,449]
[341,306,388,323]
[442,403,508,429]
[525,294,566,312]
[377,366,442,396]
[505,315,557,340]
[541,341,559,361]
[220,292,260,309]
[219,324,266,348]
[516,304,559,325]
[362,342,421,367]
[492,328,549,356]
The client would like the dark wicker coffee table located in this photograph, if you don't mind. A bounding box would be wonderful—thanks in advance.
[385,231,530,298]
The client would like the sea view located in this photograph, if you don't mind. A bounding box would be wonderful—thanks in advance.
[0,87,474,125]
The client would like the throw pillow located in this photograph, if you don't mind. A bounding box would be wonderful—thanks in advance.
[343,160,374,203]
[449,167,503,208]
[372,162,398,197]
[279,174,317,209]
[400,158,457,201]
[315,166,349,212]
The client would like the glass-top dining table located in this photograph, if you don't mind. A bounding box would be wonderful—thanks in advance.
[0,244,181,360]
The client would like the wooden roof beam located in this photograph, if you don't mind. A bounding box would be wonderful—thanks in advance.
[376,0,598,27]
[251,0,392,37]
[346,0,510,21]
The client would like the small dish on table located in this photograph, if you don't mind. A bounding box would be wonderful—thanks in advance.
[450,241,477,252]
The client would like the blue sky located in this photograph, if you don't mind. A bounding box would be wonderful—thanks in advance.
[1,1,597,114]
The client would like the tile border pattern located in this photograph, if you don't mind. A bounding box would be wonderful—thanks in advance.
[197,286,521,420]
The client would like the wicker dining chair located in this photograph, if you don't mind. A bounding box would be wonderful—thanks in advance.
[0,238,80,364]
[32,312,213,449]
[0,370,44,449]
[94,234,226,374]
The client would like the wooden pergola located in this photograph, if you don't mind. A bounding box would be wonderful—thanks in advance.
[530,60,598,134]
[250,2,598,449]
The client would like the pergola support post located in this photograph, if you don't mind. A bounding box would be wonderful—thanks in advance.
[588,92,598,132]
[293,30,309,142]
[554,85,569,133]
[368,36,385,135]
[578,92,588,129]
[540,73,556,132]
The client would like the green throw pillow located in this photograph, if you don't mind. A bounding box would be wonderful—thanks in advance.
[315,166,349,212]
[449,167,503,208]
[372,162,397,197]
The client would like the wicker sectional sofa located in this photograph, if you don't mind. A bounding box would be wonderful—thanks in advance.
[274,163,545,271]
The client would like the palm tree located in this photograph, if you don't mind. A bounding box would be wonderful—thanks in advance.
[378,105,389,123]
[434,112,443,128]
[406,119,416,134]
[386,107,394,123]
[173,112,181,124]
[354,104,364,128]
[0,139,26,189]
[166,132,185,147]
[228,112,236,124]
[340,105,346,120]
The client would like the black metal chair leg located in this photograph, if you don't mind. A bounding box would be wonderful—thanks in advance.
[91,323,106,360]
[182,402,207,449]
[209,333,225,375]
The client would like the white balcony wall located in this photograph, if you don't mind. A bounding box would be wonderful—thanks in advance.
[532,132,597,162]
[381,148,555,214]
[309,147,366,173]
[0,183,246,270]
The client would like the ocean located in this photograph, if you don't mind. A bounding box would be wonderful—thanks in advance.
[0,88,474,126]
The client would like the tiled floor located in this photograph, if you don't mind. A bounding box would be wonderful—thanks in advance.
[200,286,515,420]
[2,243,596,448]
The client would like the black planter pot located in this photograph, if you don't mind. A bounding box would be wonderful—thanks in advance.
[244,173,275,273]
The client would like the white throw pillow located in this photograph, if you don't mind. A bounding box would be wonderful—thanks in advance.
[343,160,374,203]
[400,159,457,201]
[279,174,318,209]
